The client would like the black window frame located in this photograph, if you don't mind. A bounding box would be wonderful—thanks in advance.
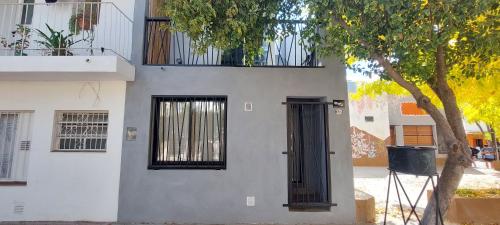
[148,95,228,170]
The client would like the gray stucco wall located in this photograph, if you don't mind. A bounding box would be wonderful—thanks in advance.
[117,1,355,224]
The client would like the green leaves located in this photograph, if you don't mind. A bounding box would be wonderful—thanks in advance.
[161,0,302,64]
[35,24,80,56]
[160,0,497,80]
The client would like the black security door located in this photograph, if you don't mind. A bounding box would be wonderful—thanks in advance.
[285,98,331,210]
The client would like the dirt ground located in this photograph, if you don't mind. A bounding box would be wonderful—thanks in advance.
[354,161,500,225]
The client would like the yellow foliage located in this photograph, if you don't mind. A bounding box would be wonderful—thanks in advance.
[352,56,500,133]
[346,55,357,66]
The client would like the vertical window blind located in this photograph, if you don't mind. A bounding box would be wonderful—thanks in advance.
[0,111,33,181]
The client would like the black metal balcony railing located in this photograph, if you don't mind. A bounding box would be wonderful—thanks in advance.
[143,17,321,67]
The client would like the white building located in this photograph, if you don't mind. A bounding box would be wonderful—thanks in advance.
[0,0,134,221]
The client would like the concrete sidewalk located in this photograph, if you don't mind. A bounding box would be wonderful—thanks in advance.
[354,162,500,225]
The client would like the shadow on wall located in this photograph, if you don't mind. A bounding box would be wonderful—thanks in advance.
[351,126,390,167]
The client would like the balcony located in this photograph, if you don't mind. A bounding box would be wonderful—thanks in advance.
[143,17,322,68]
[0,1,134,81]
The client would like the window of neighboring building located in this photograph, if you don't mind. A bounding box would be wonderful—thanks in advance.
[0,111,33,182]
[20,0,34,25]
[401,102,428,115]
[364,116,374,122]
[52,111,109,152]
[149,96,227,169]
[403,125,434,146]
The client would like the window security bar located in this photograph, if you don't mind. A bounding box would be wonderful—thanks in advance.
[149,96,227,170]
[281,100,345,107]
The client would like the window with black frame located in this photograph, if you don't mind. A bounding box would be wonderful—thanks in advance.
[149,96,227,169]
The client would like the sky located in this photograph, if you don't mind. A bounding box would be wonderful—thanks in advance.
[345,61,380,82]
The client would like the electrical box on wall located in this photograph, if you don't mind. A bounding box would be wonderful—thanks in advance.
[127,127,137,141]
[246,196,255,206]
[244,102,253,112]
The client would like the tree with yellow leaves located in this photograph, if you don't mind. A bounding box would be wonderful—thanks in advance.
[163,0,498,223]
[352,57,499,155]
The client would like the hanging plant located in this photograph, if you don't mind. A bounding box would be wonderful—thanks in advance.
[68,14,81,35]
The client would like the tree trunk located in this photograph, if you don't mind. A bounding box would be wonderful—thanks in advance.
[422,129,467,225]
[487,125,499,161]
[421,46,471,225]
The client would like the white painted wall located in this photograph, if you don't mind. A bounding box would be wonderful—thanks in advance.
[349,95,390,140]
[0,80,126,222]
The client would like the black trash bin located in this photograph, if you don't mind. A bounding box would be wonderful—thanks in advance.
[387,146,437,176]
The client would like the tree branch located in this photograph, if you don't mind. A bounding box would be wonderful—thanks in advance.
[332,15,457,142]
[430,45,468,145]
[475,121,486,135]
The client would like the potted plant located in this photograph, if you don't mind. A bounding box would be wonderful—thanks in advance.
[35,24,81,56]
[0,24,31,56]
[221,46,244,66]
[68,3,100,35]
[69,13,95,33]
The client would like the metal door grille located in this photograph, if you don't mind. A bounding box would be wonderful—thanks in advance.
[150,96,227,169]
[52,111,108,152]
[284,98,332,209]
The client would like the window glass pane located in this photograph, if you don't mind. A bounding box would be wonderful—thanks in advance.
[0,113,18,179]
[21,0,34,25]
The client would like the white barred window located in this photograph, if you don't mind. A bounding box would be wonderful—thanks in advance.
[52,111,109,152]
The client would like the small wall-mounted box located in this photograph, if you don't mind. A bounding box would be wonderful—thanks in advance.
[244,102,253,112]
[126,127,137,141]
[246,196,255,206]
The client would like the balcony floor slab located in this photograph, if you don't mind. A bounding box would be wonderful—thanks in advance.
[0,56,135,81]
